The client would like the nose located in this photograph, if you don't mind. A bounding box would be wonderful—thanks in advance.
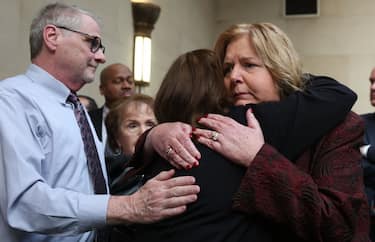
[121,80,130,88]
[229,65,243,84]
[139,125,149,135]
[95,49,106,64]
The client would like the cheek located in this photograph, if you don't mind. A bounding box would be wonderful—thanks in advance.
[262,80,280,101]
[223,77,231,90]
[119,132,139,156]
[111,85,123,94]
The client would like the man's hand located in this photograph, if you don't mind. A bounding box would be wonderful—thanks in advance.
[107,169,200,224]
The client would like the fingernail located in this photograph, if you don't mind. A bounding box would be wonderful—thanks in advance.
[189,132,193,138]
[193,161,199,167]
[186,164,192,170]
[195,156,200,160]
[192,127,196,132]
[196,117,202,122]
[203,114,208,118]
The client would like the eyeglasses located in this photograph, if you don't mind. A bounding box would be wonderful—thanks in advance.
[56,26,105,54]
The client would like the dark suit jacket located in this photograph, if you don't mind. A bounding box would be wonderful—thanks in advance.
[361,113,375,211]
[361,113,375,241]
[89,107,104,142]
[234,112,369,242]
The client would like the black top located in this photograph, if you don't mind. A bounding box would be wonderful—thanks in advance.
[134,106,274,242]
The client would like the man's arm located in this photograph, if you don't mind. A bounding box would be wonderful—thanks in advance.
[0,94,108,235]
[0,93,199,235]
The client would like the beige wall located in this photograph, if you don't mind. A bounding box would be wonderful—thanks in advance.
[1,0,375,113]
[0,0,215,106]
[215,0,375,113]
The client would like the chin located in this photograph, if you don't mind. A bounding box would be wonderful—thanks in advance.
[235,100,256,106]
[83,74,95,83]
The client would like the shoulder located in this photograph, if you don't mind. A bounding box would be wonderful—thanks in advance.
[0,75,37,106]
[88,107,103,117]
[318,112,364,149]
[361,112,375,121]
[0,74,29,93]
[329,111,363,135]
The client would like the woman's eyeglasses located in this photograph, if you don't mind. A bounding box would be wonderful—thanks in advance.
[56,26,105,54]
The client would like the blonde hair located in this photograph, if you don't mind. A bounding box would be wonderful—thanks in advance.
[214,23,305,98]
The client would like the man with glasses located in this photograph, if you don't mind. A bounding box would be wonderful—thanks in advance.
[0,3,199,242]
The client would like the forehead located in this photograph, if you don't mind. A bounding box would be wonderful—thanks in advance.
[80,14,102,36]
[224,35,257,60]
[107,65,132,78]
[121,102,154,119]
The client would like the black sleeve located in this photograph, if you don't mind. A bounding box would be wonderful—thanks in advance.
[251,74,356,161]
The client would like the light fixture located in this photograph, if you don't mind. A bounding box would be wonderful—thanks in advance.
[131,1,161,88]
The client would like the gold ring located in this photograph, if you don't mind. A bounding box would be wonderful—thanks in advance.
[210,131,219,141]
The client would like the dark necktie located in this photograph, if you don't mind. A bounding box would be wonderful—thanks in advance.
[67,93,109,242]
[67,93,107,194]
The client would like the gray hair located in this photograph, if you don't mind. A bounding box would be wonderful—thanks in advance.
[29,2,101,59]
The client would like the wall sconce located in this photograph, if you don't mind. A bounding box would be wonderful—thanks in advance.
[131,1,161,87]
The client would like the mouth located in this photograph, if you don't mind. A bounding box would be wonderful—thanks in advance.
[233,91,251,98]
[121,90,134,97]
[88,64,98,70]
[232,91,258,105]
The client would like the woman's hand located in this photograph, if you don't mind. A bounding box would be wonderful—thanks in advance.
[145,122,201,169]
[193,109,264,167]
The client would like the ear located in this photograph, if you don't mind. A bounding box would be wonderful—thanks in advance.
[99,84,105,95]
[115,139,122,151]
[43,25,59,52]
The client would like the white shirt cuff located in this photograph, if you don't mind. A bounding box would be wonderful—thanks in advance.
[360,144,370,157]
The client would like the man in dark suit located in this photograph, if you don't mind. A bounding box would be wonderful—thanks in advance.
[78,94,98,111]
[89,63,135,142]
[361,67,375,241]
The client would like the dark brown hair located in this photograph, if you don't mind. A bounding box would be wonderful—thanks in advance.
[154,49,231,126]
[105,94,154,151]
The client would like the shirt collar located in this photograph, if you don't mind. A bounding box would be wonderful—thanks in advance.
[25,64,71,104]
[103,105,110,118]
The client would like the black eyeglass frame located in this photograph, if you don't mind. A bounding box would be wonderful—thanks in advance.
[55,25,105,54]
